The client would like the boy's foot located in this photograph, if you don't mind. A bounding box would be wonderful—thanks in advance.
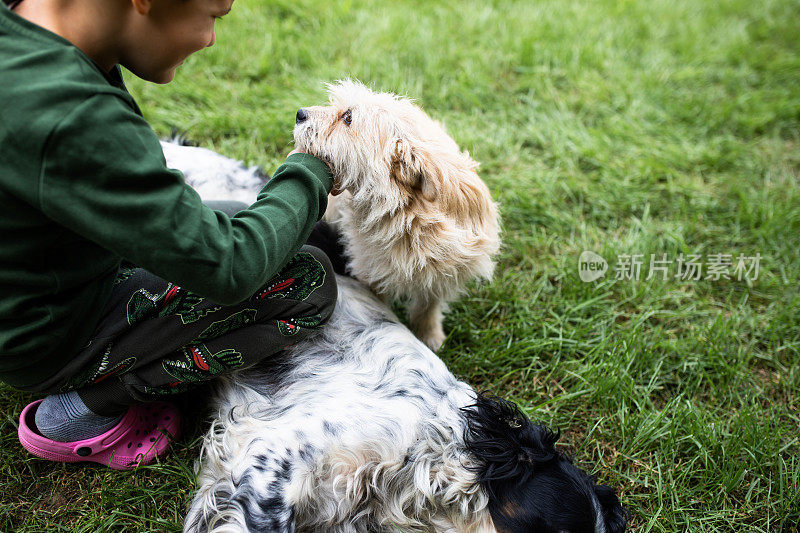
[18,399,181,470]
[35,391,123,442]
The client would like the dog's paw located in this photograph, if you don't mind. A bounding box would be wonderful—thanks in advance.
[420,329,446,352]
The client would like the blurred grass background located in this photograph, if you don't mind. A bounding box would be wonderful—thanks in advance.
[2,0,799,530]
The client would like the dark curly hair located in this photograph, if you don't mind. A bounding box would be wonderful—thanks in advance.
[462,392,628,533]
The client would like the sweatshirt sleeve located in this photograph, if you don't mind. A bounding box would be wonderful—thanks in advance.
[39,94,333,305]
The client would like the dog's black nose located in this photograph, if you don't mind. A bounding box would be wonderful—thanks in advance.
[296,108,308,124]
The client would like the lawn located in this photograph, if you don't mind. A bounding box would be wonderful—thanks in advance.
[2,0,799,530]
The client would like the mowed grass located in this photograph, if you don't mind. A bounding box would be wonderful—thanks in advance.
[2,0,799,530]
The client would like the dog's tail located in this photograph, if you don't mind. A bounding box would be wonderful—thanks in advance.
[184,475,247,533]
[185,464,296,533]
[184,417,297,533]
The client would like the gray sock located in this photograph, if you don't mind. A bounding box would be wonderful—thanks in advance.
[34,391,124,442]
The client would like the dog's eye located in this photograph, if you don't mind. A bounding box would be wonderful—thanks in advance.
[341,110,352,126]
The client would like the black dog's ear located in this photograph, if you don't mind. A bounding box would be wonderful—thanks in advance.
[461,392,561,493]
[594,484,628,533]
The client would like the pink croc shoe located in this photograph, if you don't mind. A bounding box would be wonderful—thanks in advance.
[18,399,181,471]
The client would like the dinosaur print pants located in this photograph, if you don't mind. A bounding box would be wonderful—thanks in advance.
[45,245,337,415]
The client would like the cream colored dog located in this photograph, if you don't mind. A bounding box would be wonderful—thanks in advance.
[293,80,500,351]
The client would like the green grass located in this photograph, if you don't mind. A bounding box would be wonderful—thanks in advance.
[2,0,799,530]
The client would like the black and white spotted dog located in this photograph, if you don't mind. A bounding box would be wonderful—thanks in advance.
[163,141,627,532]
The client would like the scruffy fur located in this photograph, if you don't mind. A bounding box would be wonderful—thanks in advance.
[183,277,626,533]
[293,80,500,351]
[165,86,625,532]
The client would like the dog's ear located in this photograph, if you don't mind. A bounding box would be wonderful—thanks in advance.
[390,137,439,202]
[595,484,628,533]
[390,136,495,231]
[461,392,561,493]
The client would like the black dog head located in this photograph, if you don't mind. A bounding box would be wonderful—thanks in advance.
[462,393,627,533]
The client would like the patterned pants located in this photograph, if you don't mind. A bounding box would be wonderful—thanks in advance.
[44,245,337,415]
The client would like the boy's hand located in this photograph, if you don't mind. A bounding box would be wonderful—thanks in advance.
[287,149,342,196]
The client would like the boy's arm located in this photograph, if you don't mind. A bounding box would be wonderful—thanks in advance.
[39,94,333,305]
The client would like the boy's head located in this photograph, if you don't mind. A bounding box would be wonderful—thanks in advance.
[14,0,233,84]
[120,0,234,83]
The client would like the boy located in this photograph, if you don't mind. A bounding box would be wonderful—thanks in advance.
[1,0,340,469]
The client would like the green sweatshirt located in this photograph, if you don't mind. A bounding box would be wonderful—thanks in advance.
[0,6,333,388]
